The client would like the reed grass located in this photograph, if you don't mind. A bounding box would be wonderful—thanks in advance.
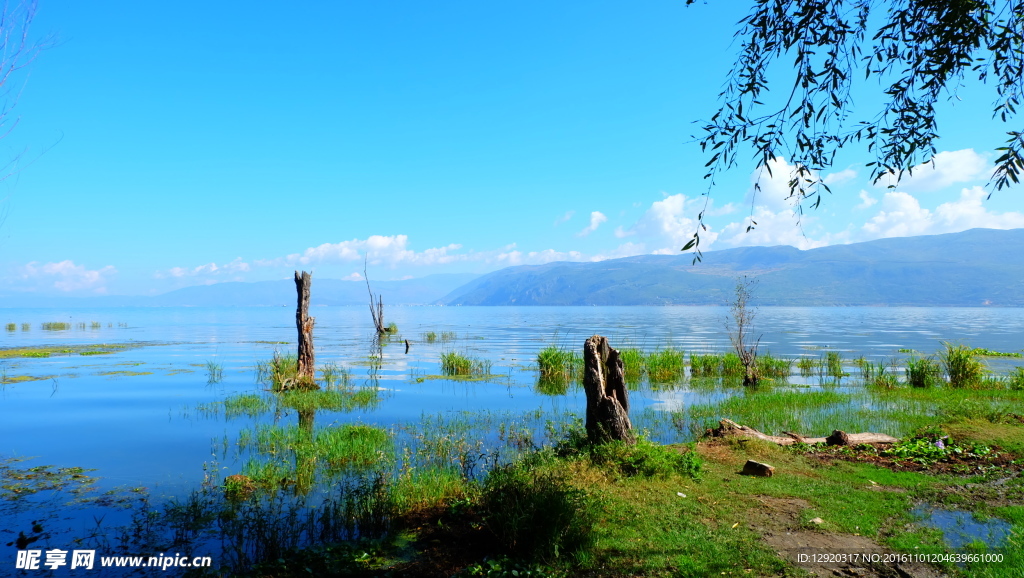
[41,322,70,331]
[441,351,492,376]
[905,356,941,388]
[423,331,437,343]
[941,342,986,388]
[20,323,29,331]
[754,353,792,380]
[440,331,456,342]
[205,360,224,384]
[618,348,644,383]
[319,362,350,390]
[4,323,14,331]
[796,356,819,377]
[721,352,744,377]
[537,346,581,382]
[826,350,844,378]
[645,348,686,382]
[689,353,721,377]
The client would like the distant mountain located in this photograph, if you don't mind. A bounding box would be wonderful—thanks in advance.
[439,228,1024,306]
[1,273,479,308]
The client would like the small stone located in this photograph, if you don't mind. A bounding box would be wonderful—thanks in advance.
[809,517,824,525]
[741,459,775,477]
[677,492,687,498]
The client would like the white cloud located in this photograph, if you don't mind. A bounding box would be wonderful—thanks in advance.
[861,186,1024,239]
[157,257,250,279]
[255,235,465,268]
[18,260,117,293]
[576,211,607,237]
[492,248,586,267]
[717,208,835,250]
[872,149,990,192]
[618,193,719,252]
[342,272,363,281]
[554,211,574,226]
[823,167,857,186]
[855,190,878,210]
[744,156,821,212]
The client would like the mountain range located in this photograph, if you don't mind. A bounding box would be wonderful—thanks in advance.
[438,228,1024,306]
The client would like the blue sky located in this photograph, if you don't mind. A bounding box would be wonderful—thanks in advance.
[1,0,1022,297]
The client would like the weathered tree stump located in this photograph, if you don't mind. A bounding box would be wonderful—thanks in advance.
[583,335,635,444]
[741,460,775,477]
[293,270,317,389]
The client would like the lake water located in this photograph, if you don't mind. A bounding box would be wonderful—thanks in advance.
[3,305,1024,496]
[3,305,1024,570]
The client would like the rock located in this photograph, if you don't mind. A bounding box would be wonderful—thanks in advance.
[741,460,775,477]
[809,517,824,525]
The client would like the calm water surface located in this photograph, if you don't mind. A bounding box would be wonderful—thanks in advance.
[2,306,1024,496]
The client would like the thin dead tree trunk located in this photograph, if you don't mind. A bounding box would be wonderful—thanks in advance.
[364,258,386,334]
[293,270,317,389]
[583,335,635,445]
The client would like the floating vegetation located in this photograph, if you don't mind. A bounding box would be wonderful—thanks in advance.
[0,343,138,359]
[90,322,102,329]
[441,351,492,376]
[97,370,154,378]
[255,352,300,391]
[440,330,457,342]
[968,347,1023,358]
[4,323,14,331]
[423,331,438,343]
[1,374,58,384]
[0,458,99,500]
[20,323,29,331]
[278,388,380,413]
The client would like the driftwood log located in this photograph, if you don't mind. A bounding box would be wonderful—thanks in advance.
[583,335,635,444]
[710,419,898,446]
[293,270,317,389]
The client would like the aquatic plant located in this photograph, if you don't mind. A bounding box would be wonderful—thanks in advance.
[423,331,438,343]
[319,362,350,390]
[41,322,70,331]
[536,346,581,382]
[256,352,317,391]
[721,352,745,378]
[940,343,985,389]
[645,348,686,382]
[4,323,13,331]
[20,323,29,331]
[441,351,492,376]
[755,353,792,380]
[689,353,721,377]
[618,348,644,383]
[205,360,224,384]
[796,356,819,377]
[905,356,941,388]
[440,330,457,342]
[825,350,845,378]
[1009,367,1024,391]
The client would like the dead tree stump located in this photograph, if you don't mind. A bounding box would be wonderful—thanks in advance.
[583,335,635,445]
[293,270,317,389]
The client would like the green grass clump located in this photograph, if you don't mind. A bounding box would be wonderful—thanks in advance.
[319,362,350,389]
[41,322,70,331]
[826,350,844,378]
[278,388,380,413]
[90,322,101,329]
[206,360,224,384]
[256,353,314,391]
[223,394,272,418]
[423,331,437,343]
[969,347,1023,358]
[20,323,29,331]
[481,458,602,562]
[441,351,492,376]
[24,351,50,358]
[1009,367,1024,391]
[4,323,14,331]
[440,331,457,342]
[618,348,644,383]
[796,356,819,377]
[755,353,792,380]
[721,352,744,377]
[689,353,721,377]
[645,348,686,382]
[588,439,703,479]
[941,343,985,388]
[905,356,941,388]
[537,346,581,382]
[385,322,398,333]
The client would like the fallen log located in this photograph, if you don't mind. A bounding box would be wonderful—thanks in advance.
[709,419,898,446]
